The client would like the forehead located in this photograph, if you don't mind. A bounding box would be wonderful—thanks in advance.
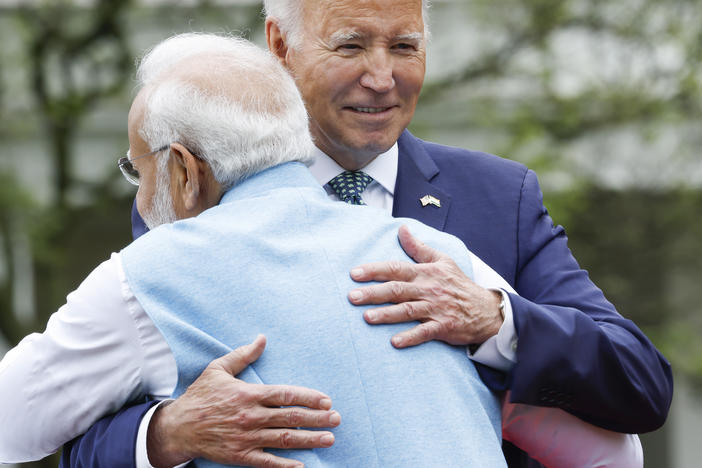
[128,91,147,134]
[127,91,149,153]
[304,0,424,39]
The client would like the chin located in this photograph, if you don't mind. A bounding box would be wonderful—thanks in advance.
[358,138,395,156]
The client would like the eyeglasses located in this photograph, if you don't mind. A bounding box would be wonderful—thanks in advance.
[117,145,170,186]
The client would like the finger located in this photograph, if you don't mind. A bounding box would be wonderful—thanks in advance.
[263,407,341,429]
[363,301,431,324]
[391,321,443,348]
[398,225,444,264]
[256,428,336,450]
[348,281,422,305]
[349,259,417,283]
[258,384,333,410]
[241,449,305,468]
[214,334,267,376]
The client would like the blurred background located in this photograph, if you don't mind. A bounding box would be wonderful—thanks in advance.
[0,0,700,466]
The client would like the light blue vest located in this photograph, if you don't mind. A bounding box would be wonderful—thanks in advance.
[121,162,505,467]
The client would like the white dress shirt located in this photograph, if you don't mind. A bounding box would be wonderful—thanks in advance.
[0,254,176,465]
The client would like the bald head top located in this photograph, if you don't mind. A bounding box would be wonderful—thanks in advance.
[134,33,314,190]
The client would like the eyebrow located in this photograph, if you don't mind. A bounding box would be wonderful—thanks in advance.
[328,31,363,47]
[395,32,424,44]
[327,31,425,47]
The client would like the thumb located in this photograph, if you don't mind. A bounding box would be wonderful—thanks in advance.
[398,225,442,264]
[213,334,267,376]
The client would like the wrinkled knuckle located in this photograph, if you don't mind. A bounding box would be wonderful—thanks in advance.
[280,388,295,406]
[233,411,256,429]
[389,281,405,298]
[403,302,417,320]
[279,430,294,449]
[387,260,405,276]
[418,325,434,341]
[256,457,277,468]
[261,458,280,468]
[286,409,303,426]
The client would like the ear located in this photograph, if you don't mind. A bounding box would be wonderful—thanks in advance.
[266,18,290,65]
[169,143,209,213]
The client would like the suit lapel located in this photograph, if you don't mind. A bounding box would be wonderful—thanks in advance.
[392,131,451,231]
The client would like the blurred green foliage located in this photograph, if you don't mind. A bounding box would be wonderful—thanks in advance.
[1,0,701,466]
[547,187,702,384]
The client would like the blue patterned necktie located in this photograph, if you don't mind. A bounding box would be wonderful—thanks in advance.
[328,171,374,205]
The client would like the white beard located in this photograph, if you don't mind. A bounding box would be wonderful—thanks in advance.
[141,156,178,230]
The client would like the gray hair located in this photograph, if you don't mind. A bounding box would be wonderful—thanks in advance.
[135,33,314,190]
[263,0,431,50]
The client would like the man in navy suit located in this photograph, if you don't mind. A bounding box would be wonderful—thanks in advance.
[63,0,672,467]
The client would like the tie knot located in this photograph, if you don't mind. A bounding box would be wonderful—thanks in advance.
[328,171,374,205]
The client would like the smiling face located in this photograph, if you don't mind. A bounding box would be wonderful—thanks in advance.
[280,0,426,170]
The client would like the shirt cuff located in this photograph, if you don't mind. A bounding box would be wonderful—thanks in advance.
[136,399,190,468]
[467,289,518,372]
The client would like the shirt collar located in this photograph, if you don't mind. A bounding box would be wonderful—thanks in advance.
[307,143,398,196]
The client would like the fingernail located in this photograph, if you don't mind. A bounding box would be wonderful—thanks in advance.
[320,398,332,409]
[348,290,362,302]
[321,433,335,446]
[329,411,341,425]
[365,310,376,322]
[392,336,403,347]
[350,268,363,278]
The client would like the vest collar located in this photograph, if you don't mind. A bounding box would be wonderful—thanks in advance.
[220,162,323,205]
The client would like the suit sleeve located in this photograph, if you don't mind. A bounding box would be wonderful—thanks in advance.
[503,169,672,433]
[60,401,157,468]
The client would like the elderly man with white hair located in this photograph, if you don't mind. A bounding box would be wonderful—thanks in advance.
[0,33,643,468]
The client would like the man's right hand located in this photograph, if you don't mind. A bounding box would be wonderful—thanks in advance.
[146,335,340,468]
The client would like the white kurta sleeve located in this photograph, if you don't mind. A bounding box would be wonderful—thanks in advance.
[502,391,643,467]
[0,253,149,463]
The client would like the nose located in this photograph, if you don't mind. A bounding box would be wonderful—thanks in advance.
[359,49,395,93]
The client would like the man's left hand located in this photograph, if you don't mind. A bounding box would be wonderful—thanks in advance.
[348,225,504,348]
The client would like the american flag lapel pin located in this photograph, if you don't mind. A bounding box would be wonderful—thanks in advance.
[420,195,441,208]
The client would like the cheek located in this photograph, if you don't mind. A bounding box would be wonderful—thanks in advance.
[135,176,159,217]
[303,60,358,105]
[398,64,425,99]
[135,187,149,217]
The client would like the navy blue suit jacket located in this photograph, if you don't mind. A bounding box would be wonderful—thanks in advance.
[62,131,672,467]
